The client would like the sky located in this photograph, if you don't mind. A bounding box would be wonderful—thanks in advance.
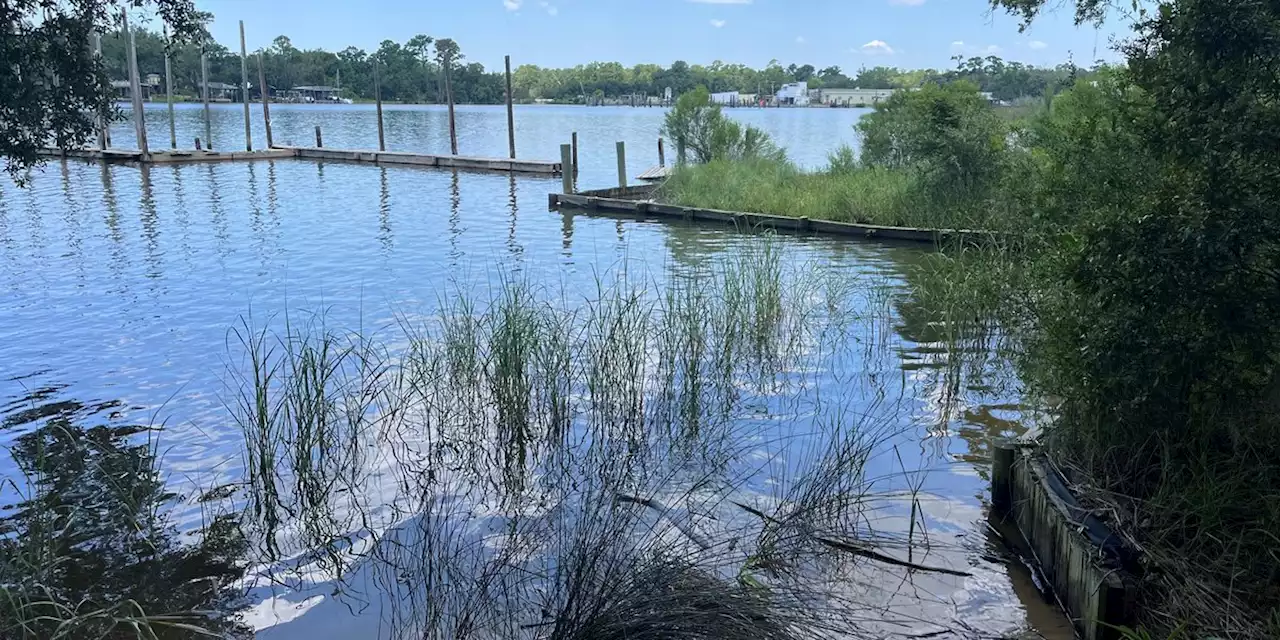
[190,0,1136,73]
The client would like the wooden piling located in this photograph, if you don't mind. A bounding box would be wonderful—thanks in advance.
[991,439,1015,513]
[560,144,574,195]
[238,20,252,152]
[571,132,578,174]
[445,63,458,155]
[374,61,385,152]
[201,52,212,149]
[505,55,516,160]
[616,141,627,188]
[195,137,202,150]
[122,11,148,158]
[658,138,665,167]
[258,53,273,148]
[163,25,176,149]
[91,32,108,149]
[315,126,323,148]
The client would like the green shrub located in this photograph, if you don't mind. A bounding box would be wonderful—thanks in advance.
[661,88,785,164]
[857,81,1008,203]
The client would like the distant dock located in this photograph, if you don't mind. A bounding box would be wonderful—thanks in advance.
[39,146,562,176]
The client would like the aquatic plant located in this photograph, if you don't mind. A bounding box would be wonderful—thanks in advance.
[228,236,981,638]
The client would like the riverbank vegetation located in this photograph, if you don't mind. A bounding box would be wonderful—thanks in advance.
[659,81,1017,231]
[661,0,1280,634]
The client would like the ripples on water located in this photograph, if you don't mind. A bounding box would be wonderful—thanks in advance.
[0,154,1064,638]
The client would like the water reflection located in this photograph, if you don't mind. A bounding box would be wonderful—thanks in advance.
[0,158,1064,639]
[378,166,392,254]
[0,396,248,639]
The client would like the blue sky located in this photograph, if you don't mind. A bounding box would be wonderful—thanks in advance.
[192,0,1134,72]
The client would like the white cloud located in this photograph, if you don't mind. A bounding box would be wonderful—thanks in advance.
[688,0,751,3]
[985,44,1003,54]
[503,0,522,10]
[539,1,558,15]
[795,36,806,44]
[890,0,926,5]
[860,40,895,55]
[710,19,727,27]
[1029,40,1048,50]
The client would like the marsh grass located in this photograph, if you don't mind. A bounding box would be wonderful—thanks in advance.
[657,157,1003,231]
[227,236,984,638]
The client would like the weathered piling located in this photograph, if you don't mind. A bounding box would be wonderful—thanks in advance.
[658,138,665,167]
[314,126,323,148]
[505,55,516,160]
[122,11,148,158]
[571,132,579,174]
[445,64,458,155]
[195,138,202,150]
[560,144,574,194]
[201,52,212,149]
[374,61,385,152]
[258,53,273,147]
[238,20,252,151]
[616,141,627,188]
[163,25,176,149]
[91,32,108,149]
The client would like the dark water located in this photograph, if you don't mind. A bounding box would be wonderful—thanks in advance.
[104,102,869,186]
[1,111,1066,638]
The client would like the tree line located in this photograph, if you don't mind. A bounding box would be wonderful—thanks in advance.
[101,24,1079,105]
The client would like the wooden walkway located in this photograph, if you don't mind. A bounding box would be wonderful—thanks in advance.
[549,185,992,245]
[38,147,295,163]
[637,165,673,181]
[39,146,562,175]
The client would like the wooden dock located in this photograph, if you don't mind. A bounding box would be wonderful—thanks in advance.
[548,185,990,245]
[637,165,673,181]
[278,146,561,175]
[39,145,562,175]
[38,147,295,163]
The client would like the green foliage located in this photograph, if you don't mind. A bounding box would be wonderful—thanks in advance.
[857,81,1009,204]
[1,0,201,177]
[661,88,784,164]
[943,0,1280,633]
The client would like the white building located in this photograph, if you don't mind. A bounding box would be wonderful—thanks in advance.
[776,82,810,106]
[710,91,741,106]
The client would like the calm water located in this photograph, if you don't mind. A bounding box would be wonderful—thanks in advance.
[1,107,1067,639]
[104,102,869,186]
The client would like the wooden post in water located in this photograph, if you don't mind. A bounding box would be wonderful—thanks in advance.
[258,53,273,148]
[195,138,202,150]
[991,439,1015,513]
[238,20,252,151]
[315,126,323,147]
[374,61,385,152]
[91,32,108,149]
[122,11,148,158]
[445,63,458,155]
[505,55,516,159]
[560,144,573,194]
[201,52,212,149]
[571,132,578,175]
[163,25,176,148]
[616,141,627,188]
[658,138,665,167]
